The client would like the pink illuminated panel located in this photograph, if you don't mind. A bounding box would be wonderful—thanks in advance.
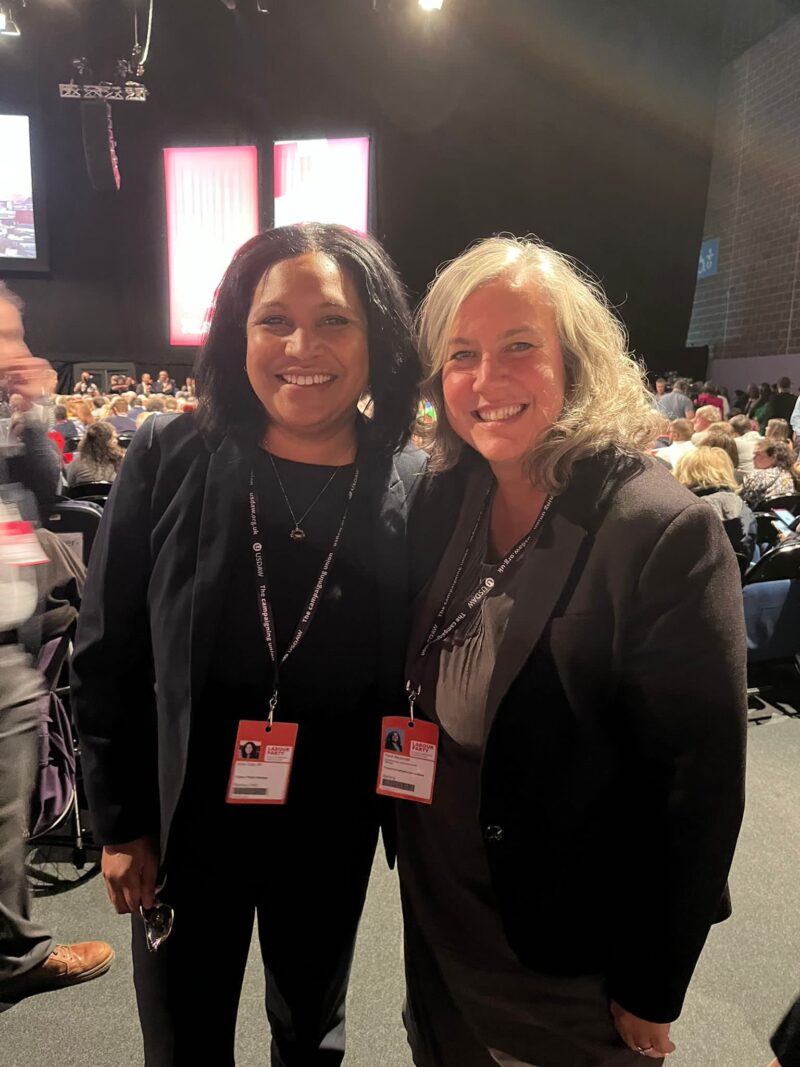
[274,138,370,234]
[164,146,259,346]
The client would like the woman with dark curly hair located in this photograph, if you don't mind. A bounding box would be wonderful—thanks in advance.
[65,421,124,487]
[72,223,424,1065]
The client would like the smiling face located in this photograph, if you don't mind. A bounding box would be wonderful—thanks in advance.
[245,252,370,446]
[441,276,566,477]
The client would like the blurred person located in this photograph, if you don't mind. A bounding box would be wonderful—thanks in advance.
[71,223,424,1066]
[66,422,124,488]
[0,281,114,1006]
[765,377,796,424]
[741,439,798,509]
[691,404,722,442]
[766,418,791,442]
[696,381,725,417]
[136,372,155,397]
[73,370,95,396]
[655,376,693,421]
[52,404,82,443]
[698,426,741,480]
[136,394,167,427]
[744,384,761,417]
[183,376,196,397]
[752,383,773,433]
[653,377,666,397]
[674,447,755,559]
[653,417,695,468]
[729,413,762,472]
[163,396,179,412]
[153,370,176,396]
[104,397,139,435]
[403,236,746,1067]
[66,397,94,435]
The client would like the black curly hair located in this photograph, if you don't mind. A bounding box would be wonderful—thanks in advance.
[194,223,421,455]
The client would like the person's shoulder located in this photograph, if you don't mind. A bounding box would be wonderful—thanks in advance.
[393,441,428,486]
[125,412,209,470]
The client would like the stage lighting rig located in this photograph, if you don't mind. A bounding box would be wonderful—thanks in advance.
[58,0,153,102]
[418,0,444,10]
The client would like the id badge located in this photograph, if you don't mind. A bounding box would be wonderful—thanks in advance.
[226,719,298,805]
[0,518,48,567]
[376,715,439,804]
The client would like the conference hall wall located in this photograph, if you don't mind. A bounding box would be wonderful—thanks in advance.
[1,0,730,375]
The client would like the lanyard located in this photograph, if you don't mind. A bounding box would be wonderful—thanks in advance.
[406,488,553,713]
[249,465,360,720]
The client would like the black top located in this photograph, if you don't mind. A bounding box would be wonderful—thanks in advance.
[185,448,381,811]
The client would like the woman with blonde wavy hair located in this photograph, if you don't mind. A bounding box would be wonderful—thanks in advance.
[399,236,747,1067]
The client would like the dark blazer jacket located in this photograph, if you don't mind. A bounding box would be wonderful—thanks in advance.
[72,413,425,861]
[409,448,747,1025]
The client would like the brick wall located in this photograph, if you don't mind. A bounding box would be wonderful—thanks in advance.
[687,14,800,374]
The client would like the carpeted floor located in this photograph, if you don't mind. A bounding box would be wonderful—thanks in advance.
[3,712,799,1067]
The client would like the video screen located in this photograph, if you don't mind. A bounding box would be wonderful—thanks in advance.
[0,115,38,262]
[274,137,370,234]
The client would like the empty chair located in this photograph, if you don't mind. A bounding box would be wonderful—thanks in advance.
[42,500,103,566]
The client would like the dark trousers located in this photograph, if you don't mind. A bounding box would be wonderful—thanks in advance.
[0,647,53,995]
[132,793,379,1067]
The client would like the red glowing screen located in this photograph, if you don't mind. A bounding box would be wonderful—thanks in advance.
[164,146,260,346]
[273,138,370,234]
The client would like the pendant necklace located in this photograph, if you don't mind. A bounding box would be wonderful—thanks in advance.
[268,452,343,541]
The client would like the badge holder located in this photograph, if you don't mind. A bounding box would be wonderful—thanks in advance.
[376,683,439,804]
[226,692,299,806]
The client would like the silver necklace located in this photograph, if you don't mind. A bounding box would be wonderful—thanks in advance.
[268,452,342,541]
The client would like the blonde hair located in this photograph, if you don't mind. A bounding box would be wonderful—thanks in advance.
[416,235,663,493]
[674,447,738,492]
[694,404,722,425]
[766,418,791,441]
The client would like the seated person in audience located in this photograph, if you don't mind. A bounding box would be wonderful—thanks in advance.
[674,447,756,559]
[691,404,722,443]
[654,417,695,468]
[136,394,167,427]
[698,427,743,483]
[729,413,762,471]
[741,438,798,509]
[52,403,82,442]
[163,396,179,412]
[153,370,176,395]
[766,418,791,442]
[66,397,95,435]
[103,397,139,434]
[65,422,124,488]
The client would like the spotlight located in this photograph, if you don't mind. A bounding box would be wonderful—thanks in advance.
[418,0,444,9]
[256,0,269,11]
[0,6,21,36]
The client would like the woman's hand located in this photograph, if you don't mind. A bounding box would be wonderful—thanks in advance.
[610,1001,676,1059]
[102,836,159,914]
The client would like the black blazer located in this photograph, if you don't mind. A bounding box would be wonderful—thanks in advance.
[72,413,425,859]
[410,449,747,1025]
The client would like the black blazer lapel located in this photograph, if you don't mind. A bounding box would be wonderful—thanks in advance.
[371,452,412,709]
[189,434,253,706]
[484,508,588,731]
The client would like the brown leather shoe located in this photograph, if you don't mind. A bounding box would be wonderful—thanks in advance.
[0,941,115,1001]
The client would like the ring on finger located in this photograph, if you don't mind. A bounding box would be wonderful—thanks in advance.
[635,1047,654,1055]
